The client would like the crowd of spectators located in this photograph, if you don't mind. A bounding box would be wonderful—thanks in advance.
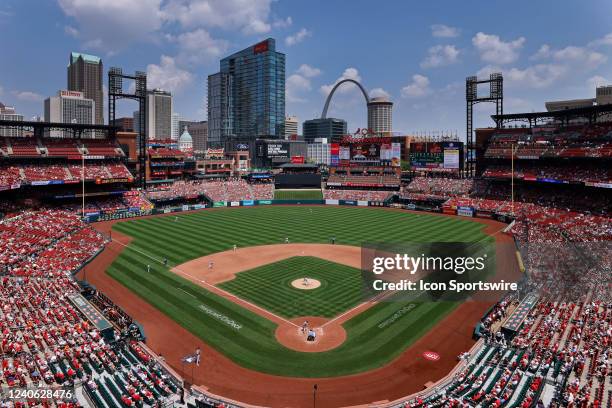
[0,209,183,407]
[323,189,392,201]
[485,123,612,160]
[482,164,611,185]
[145,179,273,203]
[57,193,153,216]
[0,210,108,279]
[401,177,473,200]
[0,162,133,188]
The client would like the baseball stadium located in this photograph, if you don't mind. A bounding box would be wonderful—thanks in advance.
[1,12,611,408]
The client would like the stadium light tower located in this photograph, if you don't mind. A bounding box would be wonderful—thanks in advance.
[466,73,503,177]
[108,67,147,189]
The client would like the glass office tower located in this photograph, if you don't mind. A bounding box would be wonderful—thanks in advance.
[208,38,285,147]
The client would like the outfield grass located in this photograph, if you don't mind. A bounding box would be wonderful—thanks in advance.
[108,206,492,377]
[273,189,323,200]
[219,256,364,318]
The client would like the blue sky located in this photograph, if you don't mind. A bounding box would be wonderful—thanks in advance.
[1,0,611,140]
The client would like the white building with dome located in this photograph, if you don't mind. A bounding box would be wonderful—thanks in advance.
[178,126,193,154]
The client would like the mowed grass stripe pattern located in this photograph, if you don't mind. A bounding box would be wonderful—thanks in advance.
[108,206,492,377]
[273,189,323,200]
[219,256,364,318]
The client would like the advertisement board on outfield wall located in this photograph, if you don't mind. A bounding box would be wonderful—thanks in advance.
[325,199,339,205]
[457,206,474,217]
[213,201,226,207]
[242,200,254,206]
[357,200,369,206]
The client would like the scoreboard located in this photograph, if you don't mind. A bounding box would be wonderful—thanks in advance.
[409,141,463,171]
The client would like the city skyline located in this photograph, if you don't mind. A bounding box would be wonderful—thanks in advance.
[1,0,612,140]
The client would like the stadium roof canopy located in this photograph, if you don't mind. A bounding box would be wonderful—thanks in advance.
[491,104,612,127]
[0,119,117,138]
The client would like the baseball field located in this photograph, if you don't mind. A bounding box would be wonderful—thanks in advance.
[105,206,495,378]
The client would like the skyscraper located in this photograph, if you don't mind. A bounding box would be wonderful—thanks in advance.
[44,90,95,137]
[208,38,285,147]
[303,118,347,142]
[0,103,24,137]
[146,89,172,140]
[285,115,298,139]
[367,96,393,134]
[171,112,181,140]
[67,52,103,125]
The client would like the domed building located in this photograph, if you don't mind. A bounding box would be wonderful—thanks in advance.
[178,126,193,154]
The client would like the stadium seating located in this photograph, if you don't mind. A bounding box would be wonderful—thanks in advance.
[0,209,183,407]
[83,139,125,157]
[145,179,274,203]
[401,177,473,200]
[327,173,400,187]
[43,138,81,157]
[323,189,392,201]
[482,163,612,184]
[8,137,40,157]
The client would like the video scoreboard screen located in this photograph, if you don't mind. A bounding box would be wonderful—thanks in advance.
[330,139,401,167]
[409,142,463,171]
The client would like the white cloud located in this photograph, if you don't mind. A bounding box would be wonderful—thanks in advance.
[245,19,271,35]
[64,25,79,37]
[286,64,322,103]
[472,32,525,64]
[146,55,193,93]
[552,46,606,69]
[431,24,460,38]
[589,32,612,47]
[286,74,311,103]
[273,16,292,29]
[531,44,551,60]
[506,64,567,88]
[420,45,460,68]
[161,0,273,34]
[587,75,611,89]
[171,29,229,66]
[285,28,311,46]
[401,74,431,98]
[320,68,362,96]
[58,0,164,53]
[369,88,390,99]
[296,64,321,78]
[530,43,607,72]
[12,91,45,102]
[478,63,567,88]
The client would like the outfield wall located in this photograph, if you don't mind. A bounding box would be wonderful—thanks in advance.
[85,197,515,225]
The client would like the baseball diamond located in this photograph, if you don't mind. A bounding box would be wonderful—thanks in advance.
[100,206,502,379]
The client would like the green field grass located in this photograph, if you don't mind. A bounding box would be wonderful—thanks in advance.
[107,206,492,377]
[273,189,323,200]
[219,256,364,318]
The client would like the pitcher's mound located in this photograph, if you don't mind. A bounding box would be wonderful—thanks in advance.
[291,278,321,290]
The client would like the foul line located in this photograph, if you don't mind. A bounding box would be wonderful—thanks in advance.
[109,237,300,328]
